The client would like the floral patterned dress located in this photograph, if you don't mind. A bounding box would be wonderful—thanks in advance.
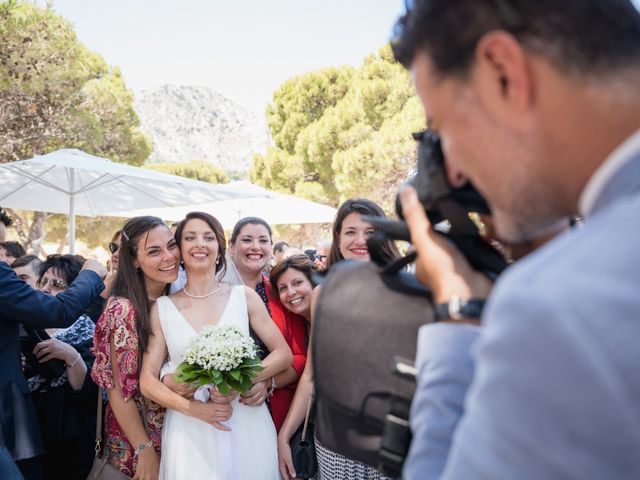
[91,297,165,477]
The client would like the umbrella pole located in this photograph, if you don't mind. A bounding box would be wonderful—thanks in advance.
[69,169,76,254]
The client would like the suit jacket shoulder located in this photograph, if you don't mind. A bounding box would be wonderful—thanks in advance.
[443,190,640,479]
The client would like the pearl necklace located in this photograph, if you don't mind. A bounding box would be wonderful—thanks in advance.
[147,296,158,302]
[183,284,222,299]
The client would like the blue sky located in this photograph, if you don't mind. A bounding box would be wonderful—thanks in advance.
[52,0,406,114]
[50,0,640,115]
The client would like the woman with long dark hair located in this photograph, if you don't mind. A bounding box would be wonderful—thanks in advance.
[91,216,180,478]
[277,198,400,480]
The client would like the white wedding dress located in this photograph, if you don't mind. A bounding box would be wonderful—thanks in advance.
[156,286,280,480]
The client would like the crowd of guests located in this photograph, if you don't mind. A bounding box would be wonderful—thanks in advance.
[0,198,403,480]
[2,0,640,478]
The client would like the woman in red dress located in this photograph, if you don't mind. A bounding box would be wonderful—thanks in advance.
[227,217,308,431]
[91,216,180,478]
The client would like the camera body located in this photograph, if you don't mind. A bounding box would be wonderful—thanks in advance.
[368,130,508,279]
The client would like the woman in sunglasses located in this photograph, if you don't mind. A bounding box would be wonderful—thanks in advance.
[102,229,122,296]
[25,254,98,479]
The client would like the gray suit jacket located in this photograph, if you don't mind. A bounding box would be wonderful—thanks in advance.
[405,151,640,479]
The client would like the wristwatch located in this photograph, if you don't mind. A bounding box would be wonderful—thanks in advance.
[435,295,485,322]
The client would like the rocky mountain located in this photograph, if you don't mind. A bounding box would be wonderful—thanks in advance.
[133,85,270,176]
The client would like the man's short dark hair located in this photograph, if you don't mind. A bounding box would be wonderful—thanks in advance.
[11,254,41,270]
[392,0,640,78]
[273,241,290,254]
[0,208,12,228]
[1,241,25,259]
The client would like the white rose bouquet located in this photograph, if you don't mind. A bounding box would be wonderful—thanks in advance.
[175,325,263,395]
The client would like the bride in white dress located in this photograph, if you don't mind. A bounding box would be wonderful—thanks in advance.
[140,212,293,480]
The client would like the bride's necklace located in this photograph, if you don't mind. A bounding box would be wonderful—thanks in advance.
[147,296,158,302]
[183,283,222,299]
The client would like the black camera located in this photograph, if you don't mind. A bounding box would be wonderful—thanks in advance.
[366,130,507,280]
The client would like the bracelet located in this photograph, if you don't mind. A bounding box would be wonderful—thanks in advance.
[266,377,277,399]
[134,440,153,456]
[65,355,82,369]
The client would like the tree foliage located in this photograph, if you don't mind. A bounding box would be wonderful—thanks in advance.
[250,45,425,212]
[146,160,229,184]
[0,1,151,253]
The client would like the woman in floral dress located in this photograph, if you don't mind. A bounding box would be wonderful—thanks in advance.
[91,216,181,478]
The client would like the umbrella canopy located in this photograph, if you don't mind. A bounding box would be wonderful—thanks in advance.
[0,149,265,252]
[113,181,337,228]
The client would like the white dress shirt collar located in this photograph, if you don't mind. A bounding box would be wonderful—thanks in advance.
[579,128,640,216]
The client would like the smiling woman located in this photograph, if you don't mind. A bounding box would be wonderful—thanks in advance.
[91,216,179,478]
[225,217,309,432]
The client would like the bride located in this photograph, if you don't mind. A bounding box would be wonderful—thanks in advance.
[140,211,292,479]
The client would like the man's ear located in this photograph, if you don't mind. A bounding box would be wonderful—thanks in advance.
[473,31,534,125]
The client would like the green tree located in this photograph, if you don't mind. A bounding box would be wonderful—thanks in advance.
[146,160,229,184]
[251,45,425,211]
[0,1,151,253]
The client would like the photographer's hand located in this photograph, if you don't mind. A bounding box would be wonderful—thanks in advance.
[400,186,493,306]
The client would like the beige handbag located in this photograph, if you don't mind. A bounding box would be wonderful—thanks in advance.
[86,388,131,480]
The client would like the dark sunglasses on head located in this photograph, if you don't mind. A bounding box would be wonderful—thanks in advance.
[108,242,119,254]
[37,277,68,290]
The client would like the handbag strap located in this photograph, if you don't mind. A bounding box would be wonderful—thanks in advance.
[94,387,104,455]
[300,395,313,442]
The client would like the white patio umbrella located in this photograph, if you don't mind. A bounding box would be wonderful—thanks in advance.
[114,181,337,228]
[0,149,265,252]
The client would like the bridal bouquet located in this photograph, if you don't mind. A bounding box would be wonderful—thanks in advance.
[175,325,263,395]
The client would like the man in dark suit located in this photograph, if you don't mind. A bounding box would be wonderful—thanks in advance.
[0,259,106,479]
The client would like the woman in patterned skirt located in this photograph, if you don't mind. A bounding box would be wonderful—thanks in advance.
[91,216,180,478]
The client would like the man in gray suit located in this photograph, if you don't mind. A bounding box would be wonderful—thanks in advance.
[392,0,640,478]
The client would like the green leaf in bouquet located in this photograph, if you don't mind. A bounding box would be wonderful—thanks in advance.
[227,377,245,394]
[211,370,223,382]
[229,370,241,381]
[175,363,201,384]
[243,357,262,367]
[239,376,253,393]
[217,381,232,395]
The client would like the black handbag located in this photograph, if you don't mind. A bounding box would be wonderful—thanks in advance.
[289,396,317,479]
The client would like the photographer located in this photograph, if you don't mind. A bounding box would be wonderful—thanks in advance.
[393,0,640,479]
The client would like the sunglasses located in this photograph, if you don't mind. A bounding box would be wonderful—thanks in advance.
[37,277,68,290]
[108,242,120,254]
[315,254,327,261]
